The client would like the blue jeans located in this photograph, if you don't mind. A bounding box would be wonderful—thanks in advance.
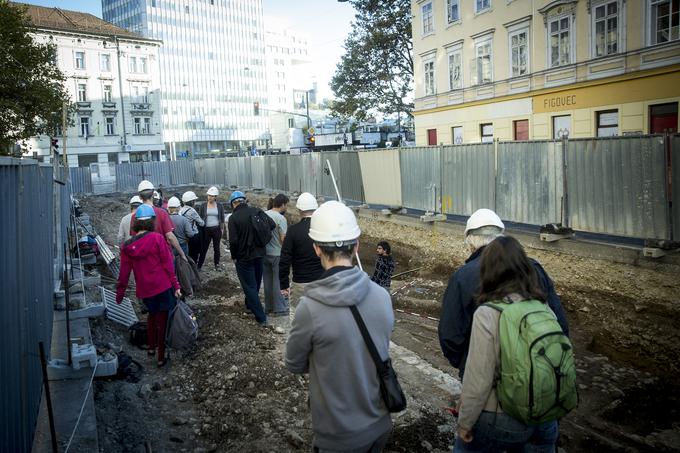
[454,411,558,453]
[235,257,266,324]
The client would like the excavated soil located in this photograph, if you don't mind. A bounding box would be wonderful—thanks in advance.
[80,187,680,453]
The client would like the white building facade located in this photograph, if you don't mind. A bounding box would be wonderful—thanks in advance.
[24,5,164,167]
[264,24,316,151]
[103,0,269,157]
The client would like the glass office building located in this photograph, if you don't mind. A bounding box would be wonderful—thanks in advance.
[103,0,269,156]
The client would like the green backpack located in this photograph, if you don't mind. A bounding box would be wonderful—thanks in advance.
[485,299,578,425]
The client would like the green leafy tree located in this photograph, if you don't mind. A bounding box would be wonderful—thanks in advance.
[331,0,413,121]
[0,1,72,155]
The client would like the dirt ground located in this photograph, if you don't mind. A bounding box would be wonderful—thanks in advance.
[79,187,680,453]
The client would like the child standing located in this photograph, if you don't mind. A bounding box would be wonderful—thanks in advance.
[371,241,395,289]
[116,204,181,367]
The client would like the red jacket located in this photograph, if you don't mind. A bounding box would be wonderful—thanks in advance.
[116,231,180,303]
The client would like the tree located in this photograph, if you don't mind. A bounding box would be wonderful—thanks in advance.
[331,0,413,122]
[0,1,72,155]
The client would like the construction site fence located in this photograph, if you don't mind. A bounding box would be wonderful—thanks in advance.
[1,157,70,452]
[67,135,677,241]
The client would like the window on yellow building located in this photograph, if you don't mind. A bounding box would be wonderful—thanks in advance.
[422,2,434,35]
[650,0,680,44]
[597,110,619,137]
[594,1,619,56]
[473,40,493,84]
[481,123,493,143]
[424,60,436,95]
[476,0,490,14]
[452,126,463,144]
[448,50,462,89]
[447,0,460,23]
[549,16,572,67]
[510,29,529,76]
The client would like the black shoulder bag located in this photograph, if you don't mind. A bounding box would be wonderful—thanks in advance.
[349,305,407,413]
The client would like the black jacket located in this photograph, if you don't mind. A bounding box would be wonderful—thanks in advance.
[278,217,324,289]
[197,201,225,227]
[228,203,265,261]
[437,246,570,380]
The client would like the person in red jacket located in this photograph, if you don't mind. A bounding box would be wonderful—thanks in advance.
[117,204,181,367]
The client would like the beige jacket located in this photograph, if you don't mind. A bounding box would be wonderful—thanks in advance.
[457,304,503,430]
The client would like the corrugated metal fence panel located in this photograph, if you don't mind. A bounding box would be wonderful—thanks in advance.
[358,149,402,206]
[496,141,563,225]
[251,156,265,189]
[143,161,171,187]
[169,160,194,185]
[287,155,304,193]
[441,143,495,216]
[215,158,228,187]
[567,136,669,239]
[116,162,144,192]
[70,167,93,194]
[1,158,56,452]
[225,157,239,187]
[90,162,116,194]
[338,151,364,202]
[194,159,206,185]
[202,159,218,186]
[239,157,252,188]
[268,155,289,192]
[672,135,680,240]
[321,152,341,200]
[400,147,440,212]
[300,152,322,196]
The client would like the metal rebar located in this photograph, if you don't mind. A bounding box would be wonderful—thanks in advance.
[39,341,58,453]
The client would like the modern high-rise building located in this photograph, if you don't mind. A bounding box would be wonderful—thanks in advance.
[102,0,269,157]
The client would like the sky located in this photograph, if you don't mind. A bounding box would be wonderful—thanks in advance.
[23,0,357,100]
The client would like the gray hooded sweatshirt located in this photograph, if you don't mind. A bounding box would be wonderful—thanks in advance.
[285,266,394,450]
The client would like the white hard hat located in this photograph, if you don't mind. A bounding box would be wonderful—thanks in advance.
[207,186,219,196]
[153,190,160,200]
[138,180,154,192]
[464,208,505,236]
[129,195,142,205]
[168,196,181,208]
[309,201,361,245]
[296,192,318,211]
[182,191,198,203]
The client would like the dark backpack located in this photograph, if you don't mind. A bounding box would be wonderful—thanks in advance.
[128,321,148,348]
[249,209,276,248]
[166,300,198,350]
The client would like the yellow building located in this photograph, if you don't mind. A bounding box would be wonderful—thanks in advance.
[412,0,680,145]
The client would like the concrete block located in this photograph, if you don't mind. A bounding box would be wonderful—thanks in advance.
[54,290,66,310]
[68,293,87,310]
[643,247,667,258]
[420,213,447,223]
[94,355,118,377]
[71,344,97,370]
[540,232,574,242]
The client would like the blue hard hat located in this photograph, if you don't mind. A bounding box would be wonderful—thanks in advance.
[135,204,156,220]
[229,191,246,204]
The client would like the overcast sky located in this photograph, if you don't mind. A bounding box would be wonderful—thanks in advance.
[23,0,356,100]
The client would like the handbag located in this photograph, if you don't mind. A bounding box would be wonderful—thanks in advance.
[349,305,407,413]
